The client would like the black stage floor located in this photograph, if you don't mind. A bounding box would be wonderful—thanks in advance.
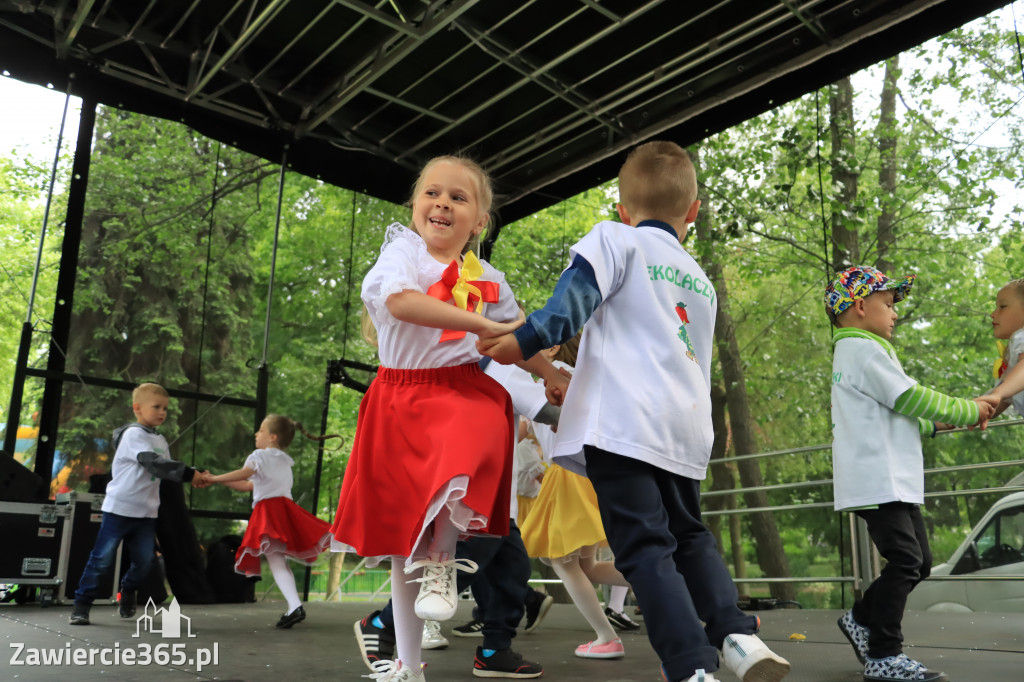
[2,600,1022,681]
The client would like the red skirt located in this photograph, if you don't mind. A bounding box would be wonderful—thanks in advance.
[330,363,514,560]
[235,496,332,577]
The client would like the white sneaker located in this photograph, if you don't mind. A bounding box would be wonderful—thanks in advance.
[721,633,790,682]
[405,558,478,621]
[684,671,717,682]
[421,619,449,650]
[365,659,425,681]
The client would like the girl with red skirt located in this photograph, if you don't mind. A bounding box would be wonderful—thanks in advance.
[330,156,563,682]
[205,414,338,629]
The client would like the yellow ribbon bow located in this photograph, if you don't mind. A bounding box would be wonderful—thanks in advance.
[426,251,500,342]
[450,251,486,312]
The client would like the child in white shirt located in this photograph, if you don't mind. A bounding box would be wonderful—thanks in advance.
[826,265,995,682]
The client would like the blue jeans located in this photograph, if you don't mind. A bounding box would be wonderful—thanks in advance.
[585,447,757,681]
[74,512,156,605]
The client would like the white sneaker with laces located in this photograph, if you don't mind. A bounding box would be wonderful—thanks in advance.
[721,633,791,682]
[421,619,449,650]
[365,659,425,681]
[405,558,478,621]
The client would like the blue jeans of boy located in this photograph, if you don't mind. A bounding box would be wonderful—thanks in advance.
[74,512,156,605]
[585,446,757,681]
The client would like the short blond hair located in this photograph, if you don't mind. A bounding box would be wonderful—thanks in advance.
[132,382,168,403]
[618,141,697,219]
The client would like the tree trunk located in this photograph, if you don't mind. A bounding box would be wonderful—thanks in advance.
[875,57,900,273]
[692,145,796,602]
[830,77,859,271]
[706,382,747,594]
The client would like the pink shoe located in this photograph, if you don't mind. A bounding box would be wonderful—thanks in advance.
[575,637,625,659]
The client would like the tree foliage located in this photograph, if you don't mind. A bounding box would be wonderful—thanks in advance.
[2,9,1023,602]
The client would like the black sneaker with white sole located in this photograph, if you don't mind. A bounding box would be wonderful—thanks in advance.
[354,610,396,671]
[523,590,553,633]
[452,618,485,637]
[604,606,640,631]
[473,646,543,678]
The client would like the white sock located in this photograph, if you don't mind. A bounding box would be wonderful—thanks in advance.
[609,585,628,613]
[552,558,617,644]
[266,552,302,613]
[392,556,424,666]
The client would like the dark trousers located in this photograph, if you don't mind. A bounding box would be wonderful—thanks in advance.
[852,503,932,659]
[585,447,756,681]
[381,521,531,651]
[74,512,156,605]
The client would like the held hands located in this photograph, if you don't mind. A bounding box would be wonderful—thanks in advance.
[970,395,1000,430]
[545,366,572,406]
[190,470,211,488]
[476,317,524,341]
[477,333,525,364]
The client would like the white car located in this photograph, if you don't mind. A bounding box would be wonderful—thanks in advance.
[907,491,1024,612]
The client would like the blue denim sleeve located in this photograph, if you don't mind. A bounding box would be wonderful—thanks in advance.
[513,255,602,359]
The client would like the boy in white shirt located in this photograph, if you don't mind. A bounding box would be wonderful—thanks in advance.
[69,383,208,625]
[826,266,996,682]
[479,141,788,682]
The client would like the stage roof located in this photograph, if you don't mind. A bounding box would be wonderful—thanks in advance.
[0,0,1011,243]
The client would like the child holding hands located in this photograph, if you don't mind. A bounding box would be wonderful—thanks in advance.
[480,141,786,682]
[331,155,565,682]
[204,414,338,628]
[825,266,995,682]
[70,383,208,626]
[989,278,1024,416]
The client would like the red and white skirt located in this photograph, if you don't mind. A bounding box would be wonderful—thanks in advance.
[330,363,514,565]
[235,496,332,577]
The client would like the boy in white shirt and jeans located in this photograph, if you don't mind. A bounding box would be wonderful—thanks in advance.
[479,141,789,682]
[69,383,208,625]
[826,266,996,681]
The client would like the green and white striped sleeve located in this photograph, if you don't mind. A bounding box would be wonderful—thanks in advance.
[892,383,980,430]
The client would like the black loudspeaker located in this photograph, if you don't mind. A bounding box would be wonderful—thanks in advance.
[0,453,48,502]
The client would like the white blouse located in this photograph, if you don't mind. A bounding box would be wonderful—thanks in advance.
[361,224,520,369]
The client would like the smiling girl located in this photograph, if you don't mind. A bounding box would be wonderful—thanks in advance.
[329,155,560,681]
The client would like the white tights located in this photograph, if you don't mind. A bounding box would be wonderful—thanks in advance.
[551,553,629,644]
[266,552,301,614]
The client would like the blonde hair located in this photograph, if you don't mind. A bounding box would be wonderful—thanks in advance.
[262,413,341,450]
[132,382,168,403]
[1003,278,1024,303]
[618,141,697,219]
[409,155,493,255]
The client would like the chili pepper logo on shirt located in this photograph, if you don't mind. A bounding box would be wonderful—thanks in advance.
[675,302,697,363]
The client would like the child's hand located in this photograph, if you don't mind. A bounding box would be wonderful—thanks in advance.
[477,318,524,340]
[191,470,211,488]
[477,334,525,364]
[544,366,572,406]
[971,396,998,430]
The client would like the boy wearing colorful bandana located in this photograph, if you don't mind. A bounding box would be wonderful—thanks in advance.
[826,265,996,682]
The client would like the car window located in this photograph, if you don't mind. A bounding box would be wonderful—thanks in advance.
[977,506,1024,569]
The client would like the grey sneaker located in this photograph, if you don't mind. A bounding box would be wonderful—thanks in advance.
[863,653,948,681]
[838,609,870,663]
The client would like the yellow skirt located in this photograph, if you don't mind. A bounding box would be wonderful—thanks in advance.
[516,494,538,527]
[519,465,607,560]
